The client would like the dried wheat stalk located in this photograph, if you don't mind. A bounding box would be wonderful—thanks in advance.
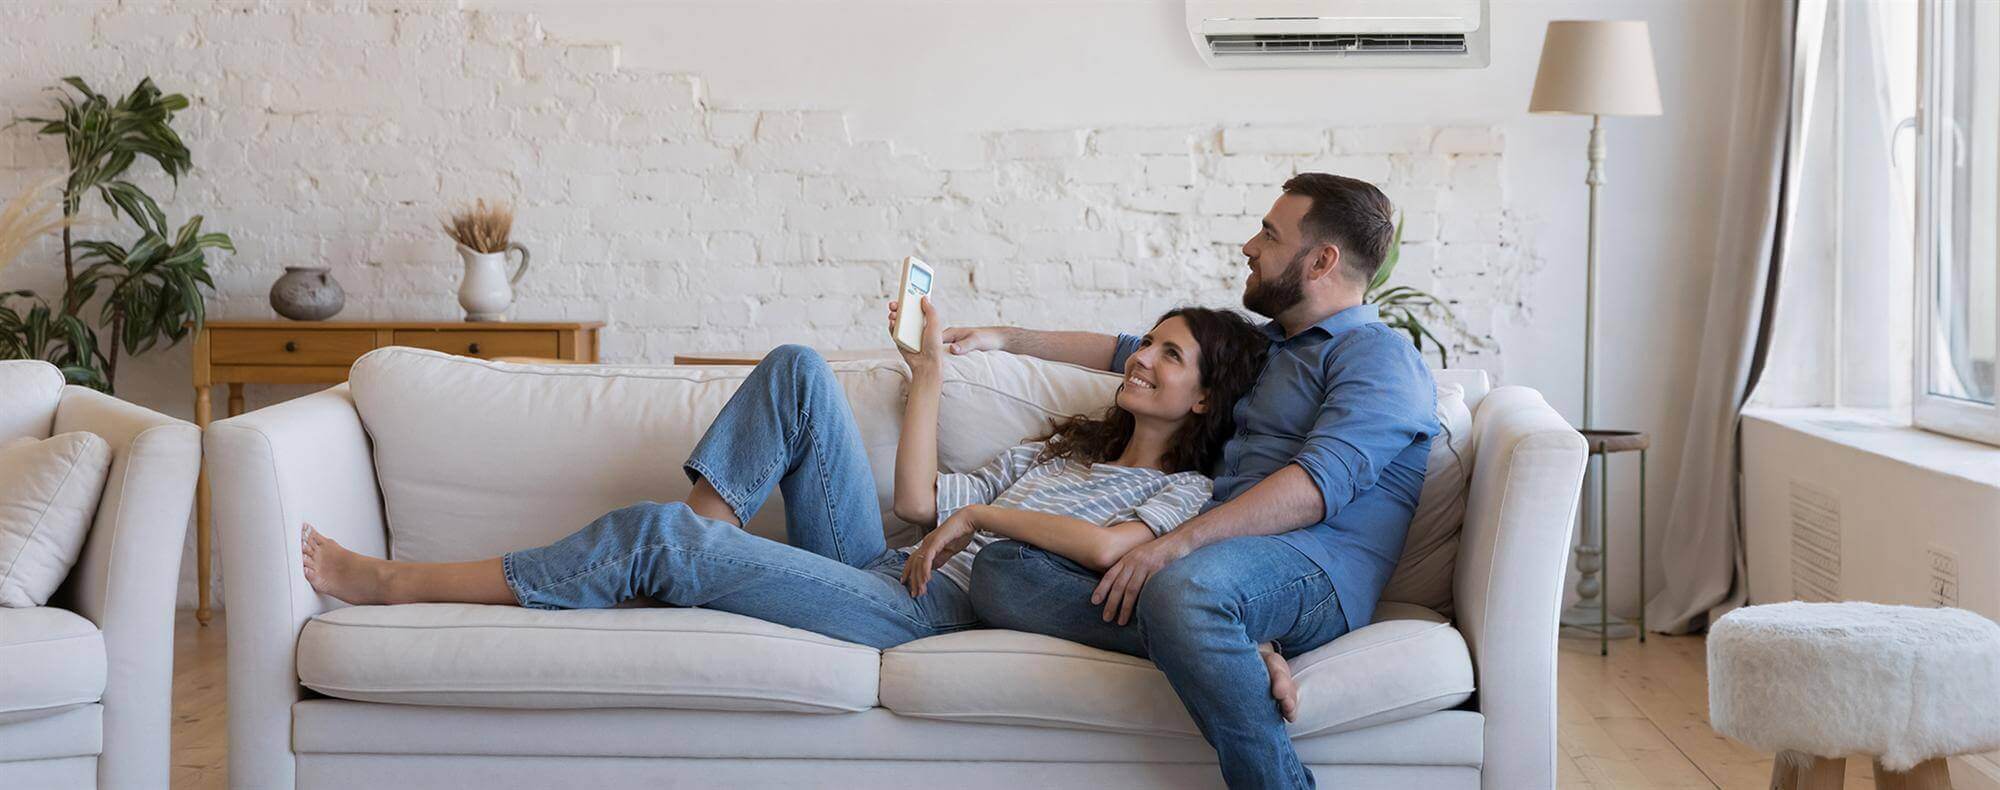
[441,199,515,254]
[0,180,69,276]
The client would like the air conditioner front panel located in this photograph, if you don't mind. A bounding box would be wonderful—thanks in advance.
[1187,0,1490,70]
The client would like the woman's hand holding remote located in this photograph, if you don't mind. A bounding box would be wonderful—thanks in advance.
[887,295,943,377]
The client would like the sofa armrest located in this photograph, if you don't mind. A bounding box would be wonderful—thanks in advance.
[50,385,200,790]
[208,383,386,790]
[1451,386,1586,790]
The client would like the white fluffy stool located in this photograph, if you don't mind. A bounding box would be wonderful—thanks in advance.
[1708,602,2000,789]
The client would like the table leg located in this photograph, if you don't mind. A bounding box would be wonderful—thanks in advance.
[228,382,244,417]
[1875,757,1951,790]
[1638,448,1647,642]
[194,384,213,626]
[1771,751,1846,790]
[1599,453,1609,657]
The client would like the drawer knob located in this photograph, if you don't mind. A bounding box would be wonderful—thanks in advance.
[284,341,298,353]
[468,342,482,355]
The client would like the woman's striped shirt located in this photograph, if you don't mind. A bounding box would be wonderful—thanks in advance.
[905,441,1213,592]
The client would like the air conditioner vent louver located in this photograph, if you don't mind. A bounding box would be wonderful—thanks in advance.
[1206,33,1469,56]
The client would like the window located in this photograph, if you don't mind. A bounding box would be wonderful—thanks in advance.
[1915,0,2000,444]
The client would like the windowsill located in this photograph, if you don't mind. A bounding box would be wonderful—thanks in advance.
[1742,406,2000,490]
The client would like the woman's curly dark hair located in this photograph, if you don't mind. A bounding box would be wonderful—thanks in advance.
[1036,306,1268,474]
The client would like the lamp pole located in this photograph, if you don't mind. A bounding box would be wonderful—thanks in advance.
[1563,114,1634,638]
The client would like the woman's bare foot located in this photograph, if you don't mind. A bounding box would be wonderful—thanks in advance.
[1261,642,1300,722]
[302,524,395,604]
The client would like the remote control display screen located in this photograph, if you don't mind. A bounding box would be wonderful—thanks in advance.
[908,266,932,293]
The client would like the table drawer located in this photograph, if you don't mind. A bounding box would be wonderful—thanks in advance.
[392,330,559,360]
[209,329,378,366]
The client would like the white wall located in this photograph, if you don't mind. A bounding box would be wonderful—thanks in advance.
[0,0,1749,612]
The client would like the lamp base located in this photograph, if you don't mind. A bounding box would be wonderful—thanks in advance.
[1560,601,1639,640]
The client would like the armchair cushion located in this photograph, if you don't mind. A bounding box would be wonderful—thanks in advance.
[0,607,105,717]
[0,359,63,443]
[297,603,880,713]
[0,432,112,607]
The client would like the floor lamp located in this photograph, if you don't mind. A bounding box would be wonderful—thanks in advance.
[1529,20,1661,638]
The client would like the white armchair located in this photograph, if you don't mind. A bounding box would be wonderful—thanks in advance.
[0,359,201,789]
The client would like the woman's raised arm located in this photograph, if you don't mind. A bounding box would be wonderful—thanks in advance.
[889,296,943,526]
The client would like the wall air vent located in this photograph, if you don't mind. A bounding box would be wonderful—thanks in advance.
[1187,0,1490,69]
[1788,480,1841,602]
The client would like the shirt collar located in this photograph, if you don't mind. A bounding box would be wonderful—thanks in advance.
[1259,303,1381,343]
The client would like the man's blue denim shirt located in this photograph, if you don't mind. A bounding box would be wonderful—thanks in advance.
[1111,303,1437,633]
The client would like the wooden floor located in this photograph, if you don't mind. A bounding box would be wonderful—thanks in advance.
[168,611,1821,790]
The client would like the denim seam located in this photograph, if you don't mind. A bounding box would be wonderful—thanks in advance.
[798,398,852,565]
[518,542,940,632]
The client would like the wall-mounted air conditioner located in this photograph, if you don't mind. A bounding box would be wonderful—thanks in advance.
[1186,0,1490,69]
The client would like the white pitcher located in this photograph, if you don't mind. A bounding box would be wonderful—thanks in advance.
[457,242,530,321]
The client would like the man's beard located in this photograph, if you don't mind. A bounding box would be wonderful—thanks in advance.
[1243,246,1311,319]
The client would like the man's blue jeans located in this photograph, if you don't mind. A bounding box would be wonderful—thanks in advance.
[502,344,978,649]
[971,538,1347,789]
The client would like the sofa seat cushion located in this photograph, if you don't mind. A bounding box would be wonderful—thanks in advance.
[879,603,1472,738]
[0,607,106,717]
[298,604,880,713]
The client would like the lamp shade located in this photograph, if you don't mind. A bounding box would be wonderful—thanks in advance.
[1529,20,1662,116]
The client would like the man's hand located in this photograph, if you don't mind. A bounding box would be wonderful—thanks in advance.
[1091,531,1194,625]
[940,326,1008,355]
[902,506,979,597]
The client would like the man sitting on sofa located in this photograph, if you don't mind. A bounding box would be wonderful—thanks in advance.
[946,172,1438,789]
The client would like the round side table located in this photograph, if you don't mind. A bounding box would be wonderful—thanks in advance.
[1575,429,1650,656]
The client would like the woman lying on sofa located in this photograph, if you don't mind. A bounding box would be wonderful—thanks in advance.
[302,298,1288,699]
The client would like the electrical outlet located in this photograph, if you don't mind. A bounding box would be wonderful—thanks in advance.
[1926,544,1960,607]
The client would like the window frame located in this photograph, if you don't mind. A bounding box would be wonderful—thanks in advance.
[1913,0,2000,446]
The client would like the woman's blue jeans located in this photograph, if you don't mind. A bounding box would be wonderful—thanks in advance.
[501,344,978,649]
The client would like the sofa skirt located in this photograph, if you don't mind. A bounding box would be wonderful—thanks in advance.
[293,700,1483,789]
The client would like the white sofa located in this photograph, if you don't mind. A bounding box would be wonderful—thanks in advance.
[210,346,1585,790]
[0,360,201,789]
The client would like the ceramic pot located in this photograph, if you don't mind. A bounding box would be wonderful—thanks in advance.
[457,243,530,322]
[269,266,344,321]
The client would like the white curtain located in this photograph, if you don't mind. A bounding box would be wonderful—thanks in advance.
[1646,0,1806,634]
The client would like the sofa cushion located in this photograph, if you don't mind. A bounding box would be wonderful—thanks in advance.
[0,432,113,607]
[0,607,106,717]
[879,602,1472,738]
[0,359,64,444]
[1380,382,1475,616]
[936,351,1121,474]
[348,347,911,562]
[297,603,880,713]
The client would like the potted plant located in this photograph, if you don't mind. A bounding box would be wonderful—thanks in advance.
[1,76,233,392]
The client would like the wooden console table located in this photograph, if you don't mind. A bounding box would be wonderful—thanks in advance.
[190,320,602,624]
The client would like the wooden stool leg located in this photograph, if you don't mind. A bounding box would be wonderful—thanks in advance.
[1875,757,1951,790]
[1771,751,1846,790]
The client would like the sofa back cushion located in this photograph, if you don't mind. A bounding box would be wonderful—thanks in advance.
[0,360,64,444]
[935,351,1122,474]
[349,348,909,562]
[1378,383,1474,616]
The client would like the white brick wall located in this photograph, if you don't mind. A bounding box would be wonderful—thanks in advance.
[0,1,1536,608]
